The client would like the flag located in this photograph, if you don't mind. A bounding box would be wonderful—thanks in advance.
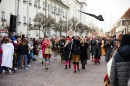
[78,10,104,21]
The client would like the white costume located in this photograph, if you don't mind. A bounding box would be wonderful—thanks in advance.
[1,43,14,68]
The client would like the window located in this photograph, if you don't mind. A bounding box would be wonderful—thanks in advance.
[1,11,5,19]
[58,8,60,15]
[51,5,53,12]
[34,0,37,7]
[29,0,31,3]
[65,12,67,18]
[38,0,40,8]
[18,15,20,22]
[63,11,64,17]
[54,7,56,14]
[29,18,31,24]
[43,2,45,9]
[52,6,54,13]
[23,16,26,23]
[48,4,50,12]
[48,13,50,17]
[29,0,32,6]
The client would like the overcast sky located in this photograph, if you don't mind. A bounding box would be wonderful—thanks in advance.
[85,0,130,32]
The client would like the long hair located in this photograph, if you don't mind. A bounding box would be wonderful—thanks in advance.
[21,38,27,45]
[4,37,10,43]
[118,34,123,44]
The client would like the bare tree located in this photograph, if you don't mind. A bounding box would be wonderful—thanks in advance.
[68,17,78,33]
[76,22,83,35]
[53,19,66,37]
[33,13,56,37]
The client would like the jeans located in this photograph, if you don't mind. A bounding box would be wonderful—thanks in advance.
[18,54,28,68]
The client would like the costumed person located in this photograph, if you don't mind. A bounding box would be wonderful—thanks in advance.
[69,36,81,73]
[90,37,94,61]
[0,35,3,74]
[42,38,52,69]
[86,37,91,64]
[64,37,71,69]
[105,37,115,62]
[59,36,66,63]
[80,38,89,69]
[101,37,106,56]
[91,37,102,65]
[1,37,14,74]
[53,38,58,60]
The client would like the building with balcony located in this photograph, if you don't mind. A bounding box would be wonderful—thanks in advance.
[116,8,130,37]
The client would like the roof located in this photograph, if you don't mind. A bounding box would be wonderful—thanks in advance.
[121,8,130,19]
[55,0,69,9]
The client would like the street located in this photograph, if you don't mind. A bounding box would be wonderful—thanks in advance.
[0,55,107,86]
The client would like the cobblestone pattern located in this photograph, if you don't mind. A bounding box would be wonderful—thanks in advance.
[0,55,107,86]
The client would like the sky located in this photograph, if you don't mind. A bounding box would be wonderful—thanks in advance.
[85,0,130,32]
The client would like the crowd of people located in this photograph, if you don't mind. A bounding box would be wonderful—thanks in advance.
[0,33,130,86]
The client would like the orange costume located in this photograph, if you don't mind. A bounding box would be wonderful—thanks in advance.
[101,40,106,56]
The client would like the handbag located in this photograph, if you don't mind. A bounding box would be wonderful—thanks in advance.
[38,50,42,58]
[30,50,34,58]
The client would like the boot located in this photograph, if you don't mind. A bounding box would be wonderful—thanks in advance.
[73,64,76,73]
[77,63,80,72]
[65,65,67,69]
[45,63,48,69]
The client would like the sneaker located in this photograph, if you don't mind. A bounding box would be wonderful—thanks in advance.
[28,65,30,67]
[2,70,5,74]
[8,70,12,75]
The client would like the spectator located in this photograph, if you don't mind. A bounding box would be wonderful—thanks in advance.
[110,34,130,86]
[18,38,28,69]
[1,37,14,74]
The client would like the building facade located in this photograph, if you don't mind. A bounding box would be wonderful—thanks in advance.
[0,0,69,38]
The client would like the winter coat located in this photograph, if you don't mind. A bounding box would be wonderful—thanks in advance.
[91,39,102,56]
[18,44,28,55]
[110,45,130,86]
[42,42,52,55]
[80,42,89,60]
[59,39,66,53]
[105,40,115,62]
[1,43,14,68]
[70,39,81,55]
[64,41,71,60]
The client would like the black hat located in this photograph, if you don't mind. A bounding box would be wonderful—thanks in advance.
[121,34,130,46]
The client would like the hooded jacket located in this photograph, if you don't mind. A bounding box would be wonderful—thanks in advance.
[110,45,130,86]
[1,43,14,68]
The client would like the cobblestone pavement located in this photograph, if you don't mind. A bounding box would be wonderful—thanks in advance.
[0,55,107,86]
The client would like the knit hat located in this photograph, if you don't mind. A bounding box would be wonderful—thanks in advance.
[121,34,130,46]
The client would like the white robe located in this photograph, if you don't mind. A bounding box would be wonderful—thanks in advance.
[1,43,14,68]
